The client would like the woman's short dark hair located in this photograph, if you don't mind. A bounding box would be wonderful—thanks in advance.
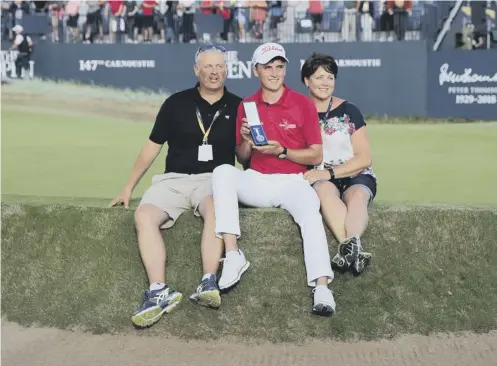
[301,52,338,84]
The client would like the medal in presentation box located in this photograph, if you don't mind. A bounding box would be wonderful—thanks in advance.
[243,101,269,146]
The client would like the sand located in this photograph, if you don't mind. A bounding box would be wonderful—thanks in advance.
[2,321,496,366]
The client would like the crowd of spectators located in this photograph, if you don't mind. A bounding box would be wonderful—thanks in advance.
[2,0,432,44]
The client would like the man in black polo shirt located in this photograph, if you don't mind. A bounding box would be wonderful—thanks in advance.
[109,45,242,329]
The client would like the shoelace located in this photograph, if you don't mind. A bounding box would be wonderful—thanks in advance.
[196,278,210,293]
[150,289,169,305]
[343,240,364,256]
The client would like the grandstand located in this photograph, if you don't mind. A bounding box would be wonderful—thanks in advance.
[2,1,496,120]
[1,1,495,48]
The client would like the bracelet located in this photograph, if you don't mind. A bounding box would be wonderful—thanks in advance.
[328,168,335,180]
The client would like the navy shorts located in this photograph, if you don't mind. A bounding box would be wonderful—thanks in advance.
[331,174,377,204]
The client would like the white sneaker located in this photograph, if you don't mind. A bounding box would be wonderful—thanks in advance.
[218,249,250,290]
[312,286,336,317]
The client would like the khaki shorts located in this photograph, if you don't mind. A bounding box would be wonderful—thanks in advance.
[139,172,212,229]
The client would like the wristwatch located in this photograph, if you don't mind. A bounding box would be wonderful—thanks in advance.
[278,147,288,159]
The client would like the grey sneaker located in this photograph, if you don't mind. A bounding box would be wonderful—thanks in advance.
[131,286,183,328]
[353,251,372,275]
[331,251,348,271]
[331,237,372,274]
[190,274,221,309]
[331,237,357,271]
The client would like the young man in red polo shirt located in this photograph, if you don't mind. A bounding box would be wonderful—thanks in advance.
[211,42,336,316]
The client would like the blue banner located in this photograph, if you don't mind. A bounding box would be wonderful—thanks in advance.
[427,51,497,120]
[1,41,429,118]
[2,40,496,120]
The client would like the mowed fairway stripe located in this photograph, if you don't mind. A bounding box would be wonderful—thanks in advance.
[2,109,497,206]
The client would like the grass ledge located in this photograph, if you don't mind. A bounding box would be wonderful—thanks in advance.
[1,200,496,343]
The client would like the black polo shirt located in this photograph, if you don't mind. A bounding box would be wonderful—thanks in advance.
[149,83,242,174]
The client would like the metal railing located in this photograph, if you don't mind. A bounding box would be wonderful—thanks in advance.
[1,2,453,45]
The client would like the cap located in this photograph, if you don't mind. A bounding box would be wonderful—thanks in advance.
[12,25,23,33]
[251,42,289,66]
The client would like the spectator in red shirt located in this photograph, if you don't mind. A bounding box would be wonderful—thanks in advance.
[386,0,412,40]
[200,1,231,42]
[109,0,126,42]
[110,1,125,16]
[217,1,231,41]
[308,0,324,41]
[200,0,215,14]
[211,43,336,317]
[141,0,157,42]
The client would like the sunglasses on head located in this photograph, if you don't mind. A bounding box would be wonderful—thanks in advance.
[196,44,227,56]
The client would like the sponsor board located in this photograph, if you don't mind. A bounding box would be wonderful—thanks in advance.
[15,41,492,118]
[1,50,35,79]
[79,59,156,72]
[224,50,382,80]
[439,63,497,105]
[428,51,497,119]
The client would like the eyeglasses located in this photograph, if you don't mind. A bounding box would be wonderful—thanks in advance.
[195,44,227,58]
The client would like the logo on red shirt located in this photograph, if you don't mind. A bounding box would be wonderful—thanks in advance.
[279,119,296,130]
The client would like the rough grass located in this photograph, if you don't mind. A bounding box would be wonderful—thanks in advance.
[2,202,497,344]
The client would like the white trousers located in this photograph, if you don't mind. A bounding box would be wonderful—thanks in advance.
[361,13,373,42]
[212,165,334,287]
[342,9,357,41]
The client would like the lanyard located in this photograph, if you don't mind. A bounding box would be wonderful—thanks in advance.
[195,104,226,144]
[320,97,333,126]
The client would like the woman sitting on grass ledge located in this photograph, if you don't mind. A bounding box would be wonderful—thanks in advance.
[302,52,378,275]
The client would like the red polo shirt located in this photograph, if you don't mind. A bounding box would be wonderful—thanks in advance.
[236,86,322,174]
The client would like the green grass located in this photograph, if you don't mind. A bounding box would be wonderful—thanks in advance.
[2,109,497,207]
[1,109,164,201]
[2,202,497,343]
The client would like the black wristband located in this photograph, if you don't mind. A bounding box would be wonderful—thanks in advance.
[328,168,335,180]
